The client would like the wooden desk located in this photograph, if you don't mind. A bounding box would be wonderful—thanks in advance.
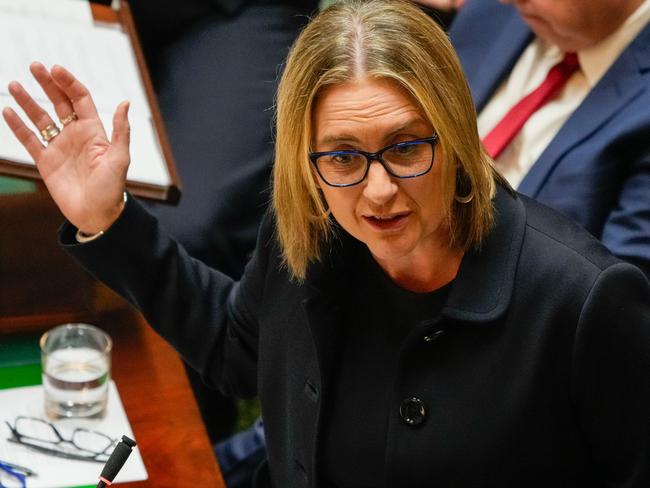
[0,190,225,486]
[0,309,225,487]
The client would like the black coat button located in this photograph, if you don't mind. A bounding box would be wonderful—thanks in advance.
[400,397,426,425]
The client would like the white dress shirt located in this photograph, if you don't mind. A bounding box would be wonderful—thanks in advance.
[477,0,650,188]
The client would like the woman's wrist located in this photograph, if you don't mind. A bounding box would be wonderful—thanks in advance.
[75,192,128,243]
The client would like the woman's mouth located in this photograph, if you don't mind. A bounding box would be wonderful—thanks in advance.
[362,213,410,231]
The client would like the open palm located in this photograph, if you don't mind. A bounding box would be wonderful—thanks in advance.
[2,63,130,234]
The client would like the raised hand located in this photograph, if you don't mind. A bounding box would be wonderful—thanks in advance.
[2,62,131,234]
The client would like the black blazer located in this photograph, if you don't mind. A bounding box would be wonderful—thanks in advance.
[61,187,650,487]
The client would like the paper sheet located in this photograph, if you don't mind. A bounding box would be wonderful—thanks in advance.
[0,0,93,26]
[0,1,171,188]
[0,381,148,487]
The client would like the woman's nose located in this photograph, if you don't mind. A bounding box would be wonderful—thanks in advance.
[362,161,398,204]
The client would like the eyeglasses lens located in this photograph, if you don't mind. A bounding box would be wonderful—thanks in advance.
[14,417,58,442]
[72,429,115,454]
[383,141,433,175]
[316,153,366,186]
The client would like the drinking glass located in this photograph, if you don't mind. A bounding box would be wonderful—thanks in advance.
[40,323,112,419]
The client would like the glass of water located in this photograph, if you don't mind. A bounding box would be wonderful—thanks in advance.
[40,323,112,419]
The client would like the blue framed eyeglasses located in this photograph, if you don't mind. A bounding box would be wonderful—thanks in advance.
[309,134,439,187]
[0,460,32,488]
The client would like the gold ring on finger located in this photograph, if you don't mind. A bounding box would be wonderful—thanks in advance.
[60,112,78,126]
[41,123,61,142]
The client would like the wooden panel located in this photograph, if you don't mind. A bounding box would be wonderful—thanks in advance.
[0,189,125,332]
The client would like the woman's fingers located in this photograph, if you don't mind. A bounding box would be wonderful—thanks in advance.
[110,101,131,159]
[8,80,58,134]
[30,62,76,123]
[50,64,99,120]
[2,106,45,162]
[107,101,131,177]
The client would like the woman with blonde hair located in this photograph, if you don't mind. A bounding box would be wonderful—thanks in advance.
[4,1,649,486]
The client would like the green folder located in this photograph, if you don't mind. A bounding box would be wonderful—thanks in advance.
[0,334,41,390]
[0,176,35,195]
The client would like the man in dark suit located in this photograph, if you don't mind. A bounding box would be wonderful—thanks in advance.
[448,0,650,278]
[129,0,317,279]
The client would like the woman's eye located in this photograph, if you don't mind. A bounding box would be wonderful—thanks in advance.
[394,144,416,155]
[333,154,353,164]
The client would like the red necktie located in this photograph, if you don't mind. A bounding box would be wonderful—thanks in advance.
[482,52,580,159]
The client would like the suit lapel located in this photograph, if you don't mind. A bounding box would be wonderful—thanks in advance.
[519,24,650,196]
[469,13,532,112]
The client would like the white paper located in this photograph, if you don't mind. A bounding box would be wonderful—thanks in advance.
[0,0,93,26]
[0,94,30,164]
[0,94,171,187]
[0,381,148,487]
[0,2,171,188]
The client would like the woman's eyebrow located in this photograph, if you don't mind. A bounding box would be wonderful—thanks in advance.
[384,120,430,138]
[318,134,359,145]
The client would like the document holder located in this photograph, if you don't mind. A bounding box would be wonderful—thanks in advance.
[0,0,181,203]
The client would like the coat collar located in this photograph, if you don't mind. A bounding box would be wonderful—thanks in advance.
[303,185,525,326]
[442,186,524,323]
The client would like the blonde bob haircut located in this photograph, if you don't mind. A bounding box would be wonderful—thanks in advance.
[273,0,502,280]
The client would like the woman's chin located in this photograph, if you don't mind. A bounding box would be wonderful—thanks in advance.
[365,240,416,267]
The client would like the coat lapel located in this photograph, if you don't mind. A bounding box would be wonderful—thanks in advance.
[301,260,348,487]
[519,24,650,196]
[300,230,356,392]
[301,292,345,398]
